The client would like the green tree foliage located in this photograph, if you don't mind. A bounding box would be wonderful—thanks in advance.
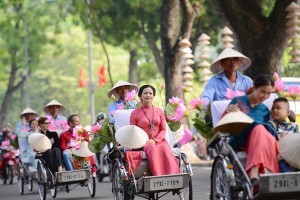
[0,0,67,126]
[72,0,162,84]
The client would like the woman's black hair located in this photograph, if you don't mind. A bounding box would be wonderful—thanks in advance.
[253,74,274,88]
[138,85,156,96]
[29,118,37,127]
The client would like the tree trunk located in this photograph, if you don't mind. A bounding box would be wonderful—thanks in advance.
[218,0,292,78]
[161,0,199,101]
[0,54,25,127]
[128,50,138,85]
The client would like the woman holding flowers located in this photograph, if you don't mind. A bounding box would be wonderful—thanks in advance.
[38,117,63,174]
[225,74,279,182]
[128,85,180,176]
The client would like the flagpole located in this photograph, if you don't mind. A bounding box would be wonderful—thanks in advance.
[87,0,95,124]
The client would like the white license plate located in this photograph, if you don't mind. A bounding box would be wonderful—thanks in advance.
[149,176,183,191]
[61,171,87,182]
[269,174,300,192]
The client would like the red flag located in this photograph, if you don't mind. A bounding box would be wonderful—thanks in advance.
[79,67,87,87]
[98,65,107,87]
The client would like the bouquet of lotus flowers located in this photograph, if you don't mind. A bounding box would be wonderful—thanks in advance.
[273,72,300,111]
[165,93,214,140]
[109,89,140,120]
[68,126,89,150]
[88,119,115,153]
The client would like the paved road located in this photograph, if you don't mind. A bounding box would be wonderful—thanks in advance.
[0,166,211,200]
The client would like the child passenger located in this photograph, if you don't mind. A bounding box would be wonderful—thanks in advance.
[270,97,299,172]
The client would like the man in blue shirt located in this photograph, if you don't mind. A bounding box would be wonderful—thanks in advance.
[201,48,253,109]
[107,80,138,123]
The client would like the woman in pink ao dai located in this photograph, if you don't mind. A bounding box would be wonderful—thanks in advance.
[128,85,180,176]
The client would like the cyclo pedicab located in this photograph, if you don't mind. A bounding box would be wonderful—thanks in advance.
[16,131,38,194]
[208,93,300,200]
[108,109,193,200]
[28,132,96,200]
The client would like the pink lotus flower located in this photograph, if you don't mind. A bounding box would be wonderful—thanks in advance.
[125,89,137,101]
[117,104,124,110]
[179,128,193,145]
[69,139,81,150]
[288,85,300,100]
[273,72,280,81]
[72,126,83,140]
[224,88,245,99]
[2,140,10,147]
[60,120,69,131]
[174,104,187,121]
[274,79,285,92]
[190,98,206,110]
[10,134,16,140]
[168,96,184,106]
[166,114,175,122]
[91,123,102,133]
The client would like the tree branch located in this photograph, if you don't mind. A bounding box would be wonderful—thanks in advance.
[141,13,165,76]
[180,0,200,39]
[87,1,114,87]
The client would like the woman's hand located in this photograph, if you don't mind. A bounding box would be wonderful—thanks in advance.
[146,139,156,144]
[226,103,240,113]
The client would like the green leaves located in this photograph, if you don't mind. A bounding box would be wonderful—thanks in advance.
[88,120,115,153]
[165,103,176,116]
[167,121,181,132]
[192,112,213,139]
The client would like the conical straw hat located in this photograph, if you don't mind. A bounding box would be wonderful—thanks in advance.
[28,133,52,152]
[107,80,138,99]
[43,99,65,113]
[210,48,251,74]
[71,141,95,157]
[115,125,149,149]
[213,111,254,136]
[279,133,300,169]
[19,107,38,118]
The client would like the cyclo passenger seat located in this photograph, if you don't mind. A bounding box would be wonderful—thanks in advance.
[114,109,181,178]
[209,93,278,166]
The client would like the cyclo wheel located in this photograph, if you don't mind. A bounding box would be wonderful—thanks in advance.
[179,159,192,200]
[50,185,57,198]
[87,176,96,197]
[211,157,232,200]
[8,164,14,184]
[37,162,47,200]
[28,177,33,191]
[17,161,24,194]
[50,170,57,198]
[3,165,8,184]
[65,184,69,193]
[112,161,127,200]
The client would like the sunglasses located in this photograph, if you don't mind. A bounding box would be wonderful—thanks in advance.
[43,122,50,125]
